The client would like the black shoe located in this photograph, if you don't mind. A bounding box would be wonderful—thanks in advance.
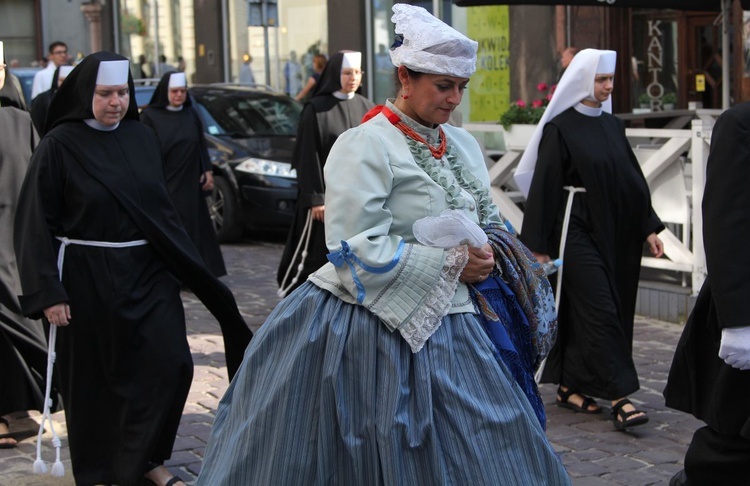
[669,469,689,486]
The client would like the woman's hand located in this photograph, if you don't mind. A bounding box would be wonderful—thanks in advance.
[44,303,71,327]
[201,171,214,191]
[646,232,664,258]
[459,243,495,284]
[311,205,325,222]
[532,252,551,264]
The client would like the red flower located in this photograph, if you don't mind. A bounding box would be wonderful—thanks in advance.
[515,99,526,108]
[537,82,548,92]
[532,99,544,108]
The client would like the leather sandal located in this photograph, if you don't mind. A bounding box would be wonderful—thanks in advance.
[556,386,602,414]
[611,398,649,430]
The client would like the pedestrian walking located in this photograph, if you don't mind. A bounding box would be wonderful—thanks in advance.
[664,102,750,485]
[14,52,250,486]
[140,71,227,278]
[196,5,570,484]
[0,40,56,451]
[277,50,374,296]
[516,48,664,431]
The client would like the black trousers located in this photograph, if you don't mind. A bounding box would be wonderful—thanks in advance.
[684,426,750,485]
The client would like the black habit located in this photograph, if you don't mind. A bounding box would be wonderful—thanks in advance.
[0,105,59,417]
[14,52,251,486]
[664,103,750,481]
[29,67,61,136]
[520,107,663,399]
[277,52,374,293]
[140,72,226,277]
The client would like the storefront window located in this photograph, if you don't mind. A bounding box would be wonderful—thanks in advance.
[228,0,327,96]
[632,11,678,111]
[119,0,194,81]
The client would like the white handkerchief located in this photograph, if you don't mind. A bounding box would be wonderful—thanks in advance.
[413,209,488,249]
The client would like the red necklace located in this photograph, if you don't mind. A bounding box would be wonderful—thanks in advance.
[376,106,447,160]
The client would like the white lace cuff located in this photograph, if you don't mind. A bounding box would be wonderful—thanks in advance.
[399,245,469,353]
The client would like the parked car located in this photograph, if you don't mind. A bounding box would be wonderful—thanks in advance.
[9,66,42,106]
[135,82,302,242]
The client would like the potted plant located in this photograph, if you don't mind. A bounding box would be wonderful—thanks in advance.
[662,92,677,110]
[638,92,651,109]
[499,83,553,149]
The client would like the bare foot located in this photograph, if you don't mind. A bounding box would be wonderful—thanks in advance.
[144,464,186,486]
[0,420,17,448]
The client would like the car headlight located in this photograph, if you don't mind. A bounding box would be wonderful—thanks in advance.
[235,158,297,179]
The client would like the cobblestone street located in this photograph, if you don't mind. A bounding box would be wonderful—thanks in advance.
[0,239,700,485]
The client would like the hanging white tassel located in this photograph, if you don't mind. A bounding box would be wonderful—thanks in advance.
[33,458,48,475]
[50,435,65,476]
[278,210,314,298]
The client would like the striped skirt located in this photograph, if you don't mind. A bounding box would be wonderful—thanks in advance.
[197,282,570,485]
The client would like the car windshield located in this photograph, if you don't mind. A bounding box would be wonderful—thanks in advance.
[194,91,301,137]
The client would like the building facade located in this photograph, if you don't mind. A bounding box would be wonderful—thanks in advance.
[4,1,747,121]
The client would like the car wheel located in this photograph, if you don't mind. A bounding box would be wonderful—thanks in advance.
[206,175,243,243]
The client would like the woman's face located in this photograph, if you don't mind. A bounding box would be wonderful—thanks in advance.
[339,67,363,95]
[592,73,614,103]
[400,70,468,127]
[168,87,187,107]
[92,83,129,126]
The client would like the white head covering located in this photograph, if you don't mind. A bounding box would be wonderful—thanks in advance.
[95,59,129,85]
[514,49,617,198]
[341,51,362,70]
[168,71,187,88]
[58,65,74,79]
[0,41,4,64]
[389,3,478,79]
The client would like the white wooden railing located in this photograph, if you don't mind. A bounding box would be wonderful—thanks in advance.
[465,114,720,296]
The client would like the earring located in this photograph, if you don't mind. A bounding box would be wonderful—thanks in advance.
[402,93,409,99]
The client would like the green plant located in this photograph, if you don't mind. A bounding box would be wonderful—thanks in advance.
[638,92,651,105]
[662,92,677,104]
[499,82,553,129]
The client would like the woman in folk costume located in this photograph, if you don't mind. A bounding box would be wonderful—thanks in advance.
[197,5,569,485]
[0,40,58,450]
[14,52,251,486]
[277,50,374,296]
[140,71,227,278]
[516,49,664,430]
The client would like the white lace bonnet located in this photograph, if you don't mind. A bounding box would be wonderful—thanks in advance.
[389,4,478,79]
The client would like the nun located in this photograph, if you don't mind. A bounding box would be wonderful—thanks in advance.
[14,52,251,486]
[140,71,226,278]
[30,64,73,136]
[516,49,664,430]
[0,40,55,450]
[277,50,374,296]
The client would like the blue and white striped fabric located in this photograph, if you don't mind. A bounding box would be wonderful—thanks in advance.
[197,282,571,485]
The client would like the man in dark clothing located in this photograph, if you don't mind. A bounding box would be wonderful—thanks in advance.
[665,103,750,485]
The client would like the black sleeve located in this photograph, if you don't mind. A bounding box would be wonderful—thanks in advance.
[519,123,567,256]
[702,107,750,330]
[292,104,325,209]
[14,137,70,319]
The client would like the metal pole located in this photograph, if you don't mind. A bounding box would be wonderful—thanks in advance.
[153,0,161,78]
[722,0,730,109]
[566,6,571,47]
[365,0,374,101]
[112,0,121,54]
[222,0,230,82]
